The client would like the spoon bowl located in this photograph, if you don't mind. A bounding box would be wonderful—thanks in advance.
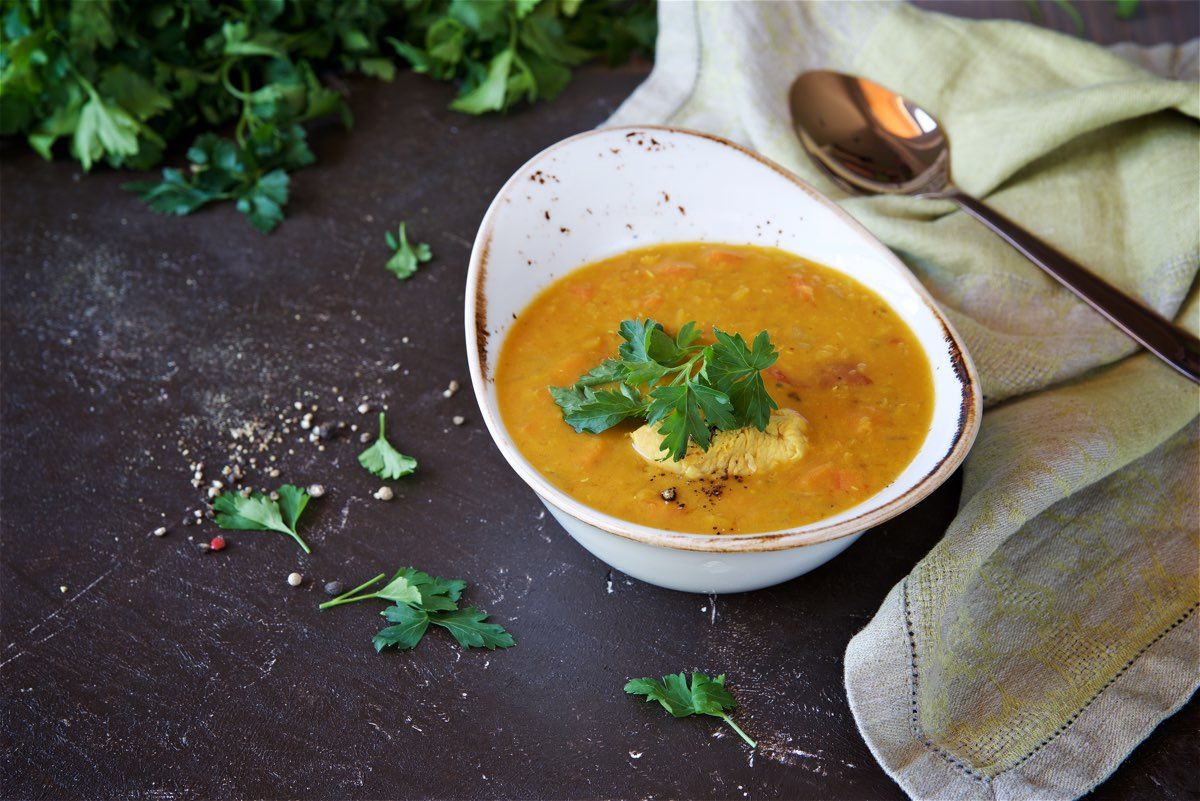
[789,69,1200,383]
[789,70,950,196]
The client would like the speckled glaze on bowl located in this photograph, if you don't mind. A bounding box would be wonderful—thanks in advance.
[466,126,980,594]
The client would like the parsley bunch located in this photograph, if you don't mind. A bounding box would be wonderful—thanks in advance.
[550,320,780,460]
[320,566,514,652]
[1,0,656,231]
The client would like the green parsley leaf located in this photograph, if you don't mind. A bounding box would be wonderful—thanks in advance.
[384,222,432,280]
[575,358,627,387]
[123,168,222,217]
[553,384,648,435]
[704,329,779,431]
[674,321,702,351]
[424,18,469,78]
[373,604,430,651]
[212,484,313,553]
[428,606,515,650]
[646,383,709,460]
[277,484,310,533]
[617,319,672,385]
[448,48,513,114]
[73,90,147,171]
[236,169,289,233]
[97,65,172,122]
[374,604,514,652]
[391,566,467,605]
[374,574,422,604]
[644,379,738,461]
[358,413,418,480]
[624,671,756,748]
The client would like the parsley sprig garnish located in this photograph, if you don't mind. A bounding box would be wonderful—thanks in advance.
[550,320,779,460]
[625,671,756,748]
[212,484,314,554]
[320,567,514,652]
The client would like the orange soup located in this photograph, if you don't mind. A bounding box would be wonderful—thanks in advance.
[495,242,934,534]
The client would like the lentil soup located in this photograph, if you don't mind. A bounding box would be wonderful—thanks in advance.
[495,242,934,534]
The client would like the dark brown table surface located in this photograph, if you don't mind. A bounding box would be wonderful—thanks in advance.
[3,3,1197,799]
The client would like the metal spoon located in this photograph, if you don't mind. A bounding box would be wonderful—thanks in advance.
[789,69,1200,384]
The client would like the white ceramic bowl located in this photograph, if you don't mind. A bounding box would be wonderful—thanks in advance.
[466,126,980,594]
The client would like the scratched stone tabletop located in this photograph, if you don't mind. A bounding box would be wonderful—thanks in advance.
[2,5,1198,800]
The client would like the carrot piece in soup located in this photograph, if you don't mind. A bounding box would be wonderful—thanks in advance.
[819,361,873,388]
[657,262,698,277]
[797,462,834,490]
[831,468,864,492]
[578,440,611,470]
[705,249,744,265]
[768,366,795,385]
[640,292,663,312]
[789,275,816,302]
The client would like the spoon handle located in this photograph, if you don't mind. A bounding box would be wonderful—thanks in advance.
[941,189,1200,384]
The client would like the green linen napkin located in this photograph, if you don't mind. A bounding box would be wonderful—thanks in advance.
[606,3,1199,799]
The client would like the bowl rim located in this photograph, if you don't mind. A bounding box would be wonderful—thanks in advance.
[465,124,981,554]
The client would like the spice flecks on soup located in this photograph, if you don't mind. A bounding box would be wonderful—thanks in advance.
[495,243,934,534]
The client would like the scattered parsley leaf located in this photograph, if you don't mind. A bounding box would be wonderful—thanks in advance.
[391,566,467,607]
[427,606,515,650]
[276,484,310,533]
[624,671,756,748]
[374,605,514,652]
[321,565,514,653]
[373,603,430,650]
[318,571,422,610]
[358,413,418,480]
[320,566,463,611]
[373,575,422,605]
[384,222,432,280]
[549,320,779,460]
[212,484,313,554]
